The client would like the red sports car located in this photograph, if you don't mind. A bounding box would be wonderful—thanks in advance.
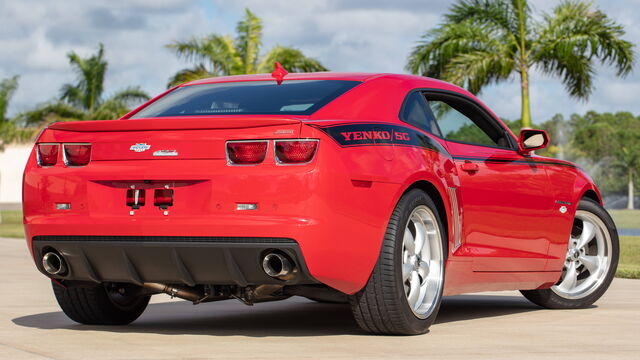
[23,70,619,335]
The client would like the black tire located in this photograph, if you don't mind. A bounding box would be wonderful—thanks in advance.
[349,189,447,335]
[520,198,619,309]
[52,281,150,325]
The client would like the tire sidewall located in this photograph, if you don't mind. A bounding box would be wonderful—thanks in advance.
[392,189,447,333]
[553,199,620,306]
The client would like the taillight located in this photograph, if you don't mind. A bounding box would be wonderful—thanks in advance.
[37,143,59,167]
[227,141,268,165]
[63,143,91,166]
[275,140,318,164]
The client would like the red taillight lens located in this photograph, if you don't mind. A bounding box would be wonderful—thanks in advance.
[126,189,145,208]
[227,141,268,165]
[63,144,91,166]
[154,189,174,208]
[37,143,59,166]
[275,140,318,164]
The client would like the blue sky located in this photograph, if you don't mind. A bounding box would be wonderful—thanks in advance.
[1,0,639,123]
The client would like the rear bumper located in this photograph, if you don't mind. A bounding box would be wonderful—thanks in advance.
[32,236,316,286]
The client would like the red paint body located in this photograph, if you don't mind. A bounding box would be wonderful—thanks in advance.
[23,73,601,296]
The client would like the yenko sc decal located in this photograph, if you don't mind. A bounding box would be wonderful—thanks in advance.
[310,123,446,153]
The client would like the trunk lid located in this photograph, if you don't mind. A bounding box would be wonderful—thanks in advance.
[46,116,302,161]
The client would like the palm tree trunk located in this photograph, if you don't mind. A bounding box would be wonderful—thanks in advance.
[520,68,532,128]
[628,168,635,210]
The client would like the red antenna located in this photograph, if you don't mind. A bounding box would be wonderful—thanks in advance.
[271,61,289,85]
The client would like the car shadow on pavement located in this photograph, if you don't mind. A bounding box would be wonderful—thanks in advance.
[12,294,548,337]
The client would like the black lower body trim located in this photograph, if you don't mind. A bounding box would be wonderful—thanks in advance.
[32,236,315,287]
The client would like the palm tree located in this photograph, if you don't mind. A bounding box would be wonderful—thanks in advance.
[0,76,31,150]
[406,0,634,128]
[21,44,149,126]
[166,9,327,87]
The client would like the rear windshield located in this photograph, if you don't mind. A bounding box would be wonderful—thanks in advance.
[131,80,360,118]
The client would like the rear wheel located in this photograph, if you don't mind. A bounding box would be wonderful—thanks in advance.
[52,281,150,325]
[521,199,619,308]
[349,189,446,335]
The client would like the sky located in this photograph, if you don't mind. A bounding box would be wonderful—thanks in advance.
[1,0,639,123]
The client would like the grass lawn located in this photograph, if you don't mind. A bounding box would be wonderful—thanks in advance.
[0,210,23,238]
[618,236,640,279]
[609,209,640,229]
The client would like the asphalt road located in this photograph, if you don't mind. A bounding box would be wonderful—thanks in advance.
[2,237,639,360]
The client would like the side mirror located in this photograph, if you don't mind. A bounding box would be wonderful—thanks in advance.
[518,129,549,155]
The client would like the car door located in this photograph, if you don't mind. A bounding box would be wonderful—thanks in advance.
[423,90,555,272]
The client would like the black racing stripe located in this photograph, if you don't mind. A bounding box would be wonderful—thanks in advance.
[453,156,577,168]
[309,123,447,154]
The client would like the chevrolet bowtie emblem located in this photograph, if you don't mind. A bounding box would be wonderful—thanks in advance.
[129,143,151,152]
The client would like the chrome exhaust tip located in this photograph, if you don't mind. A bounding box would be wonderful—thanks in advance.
[262,252,293,278]
[42,251,67,275]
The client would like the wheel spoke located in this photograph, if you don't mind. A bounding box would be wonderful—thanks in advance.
[413,218,425,256]
[407,272,420,308]
[403,229,415,256]
[418,261,429,280]
[402,263,414,282]
[579,255,599,275]
[577,221,596,249]
[559,262,578,291]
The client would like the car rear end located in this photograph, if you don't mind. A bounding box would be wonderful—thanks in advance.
[23,77,398,296]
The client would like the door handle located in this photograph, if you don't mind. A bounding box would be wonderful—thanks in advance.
[460,161,479,172]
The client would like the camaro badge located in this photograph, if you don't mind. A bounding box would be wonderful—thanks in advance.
[153,150,178,157]
[129,143,151,152]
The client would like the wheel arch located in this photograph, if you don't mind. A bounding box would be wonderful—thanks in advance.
[403,180,450,251]
[582,188,602,205]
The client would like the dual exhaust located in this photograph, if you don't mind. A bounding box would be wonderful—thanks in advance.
[41,248,295,282]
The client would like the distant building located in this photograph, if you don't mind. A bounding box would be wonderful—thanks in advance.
[0,144,32,205]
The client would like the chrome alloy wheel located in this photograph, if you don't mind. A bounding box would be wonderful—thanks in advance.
[401,205,444,319]
[552,210,613,300]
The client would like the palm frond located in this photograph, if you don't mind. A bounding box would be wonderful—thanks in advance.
[0,75,19,123]
[446,0,520,35]
[235,8,263,73]
[407,20,515,91]
[15,102,86,126]
[107,86,150,107]
[65,43,108,112]
[167,34,240,76]
[443,48,515,93]
[166,65,213,88]
[92,98,133,120]
[533,0,634,99]
[258,46,328,73]
[60,83,85,109]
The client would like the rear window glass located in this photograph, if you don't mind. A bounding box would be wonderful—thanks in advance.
[131,80,360,118]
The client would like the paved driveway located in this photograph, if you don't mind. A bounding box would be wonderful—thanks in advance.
[2,237,638,360]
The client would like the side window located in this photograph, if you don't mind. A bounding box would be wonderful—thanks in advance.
[426,94,512,148]
[400,92,442,137]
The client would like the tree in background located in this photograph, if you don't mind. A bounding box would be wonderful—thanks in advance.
[166,9,327,87]
[406,0,634,128]
[20,44,149,126]
[571,111,639,209]
[0,76,25,151]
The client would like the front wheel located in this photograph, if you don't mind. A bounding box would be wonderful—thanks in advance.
[349,189,446,335]
[521,198,619,308]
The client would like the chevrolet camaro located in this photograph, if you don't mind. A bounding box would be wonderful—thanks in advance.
[23,68,619,335]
